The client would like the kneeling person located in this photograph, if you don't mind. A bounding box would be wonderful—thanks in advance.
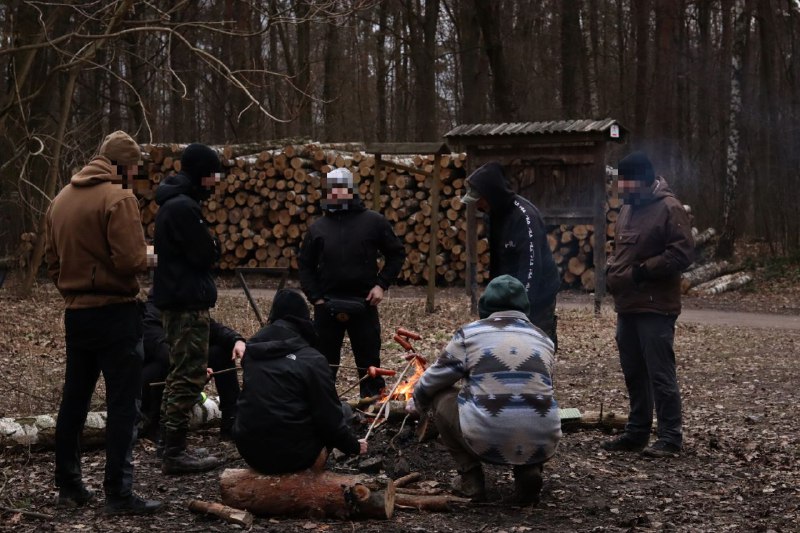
[233,289,367,474]
[410,275,561,505]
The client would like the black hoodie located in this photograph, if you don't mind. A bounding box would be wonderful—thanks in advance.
[467,162,560,311]
[233,318,360,473]
[152,172,219,310]
[298,196,405,301]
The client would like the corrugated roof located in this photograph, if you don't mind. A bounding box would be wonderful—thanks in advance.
[444,119,623,138]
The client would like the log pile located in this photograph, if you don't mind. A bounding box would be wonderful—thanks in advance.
[136,144,619,289]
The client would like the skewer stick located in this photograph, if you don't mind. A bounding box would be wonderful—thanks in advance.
[337,374,370,398]
[364,358,416,441]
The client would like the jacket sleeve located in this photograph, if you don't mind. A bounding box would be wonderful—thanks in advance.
[44,203,60,284]
[642,202,695,278]
[306,355,360,455]
[107,195,148,275]
[511,214,536,293]
[298,229,323,302]
[167,201,219,269]
[413,330,468,411]
[210,319,244,354]
[376,216,406,290]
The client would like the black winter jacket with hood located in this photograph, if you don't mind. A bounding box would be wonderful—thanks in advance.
[233,316,360,473]
[152,144,221,310]
[467,162,560,312]
[298,196,405,302]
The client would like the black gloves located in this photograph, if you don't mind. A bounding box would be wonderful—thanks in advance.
[632,263,648,283]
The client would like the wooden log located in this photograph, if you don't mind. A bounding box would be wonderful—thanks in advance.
[219,468,394,520]
[692,227,717,247]
[680,260,734,293]
[188,500,254,528]
[560,409,628,431]
[690,271,753,295]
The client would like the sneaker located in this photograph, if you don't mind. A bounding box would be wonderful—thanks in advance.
[104,493,163,515]
[56,486,94,508]
[641,440,681,458]
[600,434,648,452]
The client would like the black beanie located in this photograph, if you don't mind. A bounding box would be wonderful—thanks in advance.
[181,144,221,186]
[618,151,655,185]
[478,275,530,319]
[268,289,310,323]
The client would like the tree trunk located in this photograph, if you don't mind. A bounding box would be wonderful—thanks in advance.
[560,0,582,117]
[457,0,485,124]
[474,0,516,121]
[633,0,651,141]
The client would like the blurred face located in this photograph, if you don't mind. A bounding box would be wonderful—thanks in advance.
[618,177,649,204]
[475,197,490,213]
[327,186,353,201]
[202,172,223,190]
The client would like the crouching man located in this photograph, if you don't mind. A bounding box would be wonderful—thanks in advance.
[409,275,561,505]
[233,289,367,474]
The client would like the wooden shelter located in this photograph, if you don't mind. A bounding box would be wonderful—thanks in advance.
[365,142,451,313]
[444,119,628,313]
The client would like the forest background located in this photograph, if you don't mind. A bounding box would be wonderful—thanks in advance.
[1,0,799,272]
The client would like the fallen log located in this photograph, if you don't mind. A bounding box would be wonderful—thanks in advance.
[188,499,254,528]
[394,472,422,488]
[681,260,734,293]
[219,468,395,520]
[692,227,717,247]
[559,409,628,431]
[0,395,222,452]
[690,271,753,295]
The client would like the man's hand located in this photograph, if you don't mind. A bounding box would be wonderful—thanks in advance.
[314,299,325,305]
[206,367,214,378]
[358,439,368,455]
[405,397,418,415]
[232,340,246,361]
[366,285,384,306]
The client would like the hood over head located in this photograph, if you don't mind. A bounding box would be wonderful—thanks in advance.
[98,130,141,166]
[155,172,198,205]
[618,151,655,185]
[464,162,515,210]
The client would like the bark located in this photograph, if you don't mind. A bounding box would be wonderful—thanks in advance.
[560,0,582,117]
[405,0,441,141]
[474,0,516,121]
[374,3,389,141]
[633,0,651,141]
[456,0,486,124]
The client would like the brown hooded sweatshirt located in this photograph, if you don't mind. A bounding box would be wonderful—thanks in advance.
[45,133,147,309]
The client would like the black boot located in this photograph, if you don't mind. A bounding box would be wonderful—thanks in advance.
[161,429,222,475]
[155,423,166,459]
[219,406,236,441]
[512,463,543,506]
[104,493,163,515]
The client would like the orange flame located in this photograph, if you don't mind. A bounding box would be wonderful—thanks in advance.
[381,356,427,403]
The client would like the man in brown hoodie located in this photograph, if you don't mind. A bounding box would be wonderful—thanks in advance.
[45,131,162,515]
[602,151,694,458]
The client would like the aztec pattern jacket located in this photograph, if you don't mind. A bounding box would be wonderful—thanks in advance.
[413,310,561,465]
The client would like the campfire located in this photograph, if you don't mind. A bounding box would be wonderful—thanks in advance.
[380,354,427,403]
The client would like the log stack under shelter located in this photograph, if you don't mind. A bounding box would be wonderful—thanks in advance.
[136,142,627,290]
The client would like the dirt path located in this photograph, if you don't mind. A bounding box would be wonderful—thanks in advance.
[218,287,800,331]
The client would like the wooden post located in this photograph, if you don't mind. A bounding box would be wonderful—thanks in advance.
[465,202,478,315]
[373,154,382,212]
[593,143,607,315]
[425,155,441,313]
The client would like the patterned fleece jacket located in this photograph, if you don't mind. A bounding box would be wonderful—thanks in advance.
[413,311,561,465]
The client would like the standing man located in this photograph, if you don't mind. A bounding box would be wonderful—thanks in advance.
[602,151,694,457]
[409,275,561,505]
[152,143,224,474]
[298,168,405,398]
[45,131,162,515]
[461,162,561,349]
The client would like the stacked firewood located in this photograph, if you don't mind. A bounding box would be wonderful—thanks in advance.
[137,143,618,289]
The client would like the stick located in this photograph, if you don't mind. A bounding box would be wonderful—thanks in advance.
[364,359,415,441]
[149,367,240,387]
[187,499,254,528]
[337,374,370,398]
[0,505,52,520]
[394,472,422,488]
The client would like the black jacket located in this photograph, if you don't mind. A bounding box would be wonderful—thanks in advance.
[233,319,360,473]
[468,163,560,311]
[142,299,243,364]
[298,197,405,302]
[152,173,219,310]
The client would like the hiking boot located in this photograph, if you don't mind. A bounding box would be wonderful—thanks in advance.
[56,485,94,508]
[512,463,543,506]
[451,465,486,501]
[641,440,681,458]
[104,493,163,515]
[600,434,648,452]
[161,430,222,475]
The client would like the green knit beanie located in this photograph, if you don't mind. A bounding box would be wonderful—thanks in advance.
[478,274,530,319]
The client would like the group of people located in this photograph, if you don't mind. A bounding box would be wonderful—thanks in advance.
[44,128,693,516]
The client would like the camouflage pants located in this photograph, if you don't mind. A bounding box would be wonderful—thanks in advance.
[160,309,210,432]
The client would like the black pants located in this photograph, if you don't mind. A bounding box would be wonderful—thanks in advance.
[141,341,239,433]
[55,302,142,498]
[314,304,385,397]
[529,296,558,352]
[616,312,682,446]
